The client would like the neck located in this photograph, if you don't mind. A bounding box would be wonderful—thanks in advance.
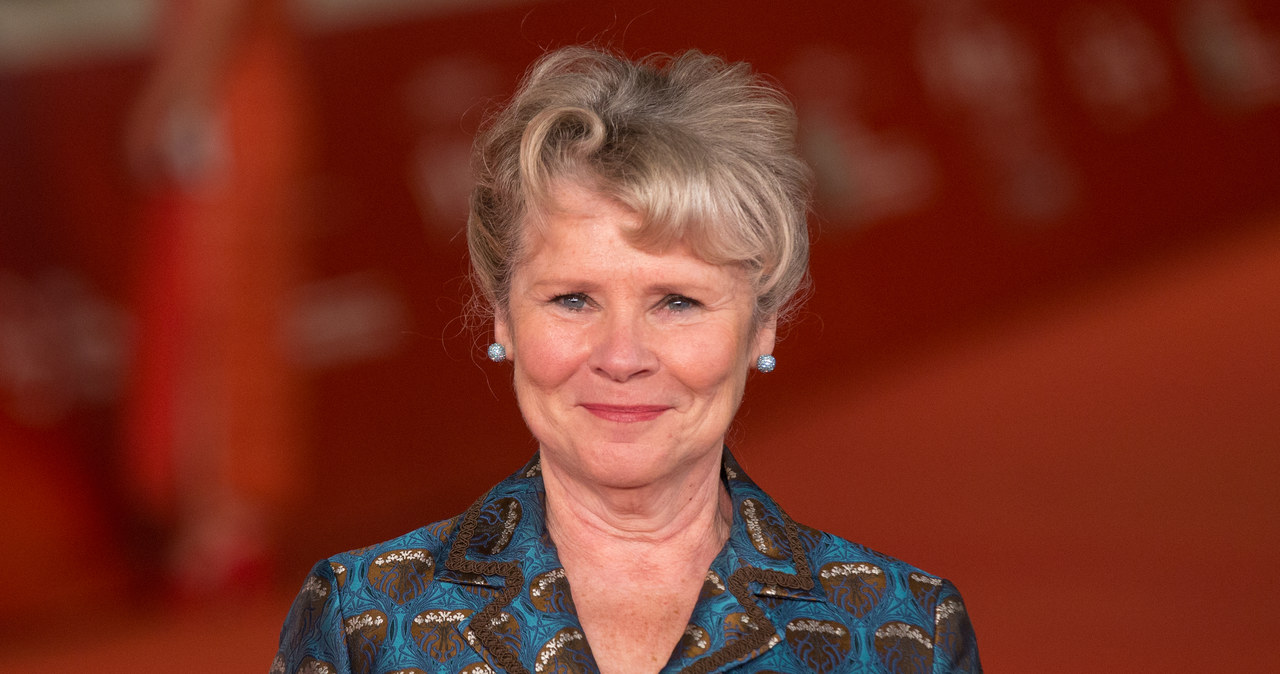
[541,449,731,574]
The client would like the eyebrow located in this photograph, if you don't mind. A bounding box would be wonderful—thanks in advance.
[528,275,719,290]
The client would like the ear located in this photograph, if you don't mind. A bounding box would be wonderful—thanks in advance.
[751,314,778,366]
[494,309,513,360]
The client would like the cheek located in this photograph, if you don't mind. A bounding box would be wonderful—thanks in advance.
[664,326,750,394]
[513,320,584,391]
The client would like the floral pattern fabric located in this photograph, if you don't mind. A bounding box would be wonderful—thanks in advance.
[273,451,980,673]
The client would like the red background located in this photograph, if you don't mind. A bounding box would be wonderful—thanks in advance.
[2,0,1278,670]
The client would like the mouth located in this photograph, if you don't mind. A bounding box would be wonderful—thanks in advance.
[580,404,670,423]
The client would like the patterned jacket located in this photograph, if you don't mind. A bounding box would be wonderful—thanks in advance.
[273,451,980,673]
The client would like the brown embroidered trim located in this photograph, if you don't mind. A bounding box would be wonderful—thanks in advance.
[446,493,530,674]
[682,508,814,674]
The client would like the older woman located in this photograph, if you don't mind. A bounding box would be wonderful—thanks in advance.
[274,47,980,674]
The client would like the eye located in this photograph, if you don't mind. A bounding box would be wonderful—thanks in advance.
[552,293,590,311]
[662,294,701,312]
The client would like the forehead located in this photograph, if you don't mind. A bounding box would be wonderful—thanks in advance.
[516,184,725,281]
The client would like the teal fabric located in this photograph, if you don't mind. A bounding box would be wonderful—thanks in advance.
[273,451,980,673]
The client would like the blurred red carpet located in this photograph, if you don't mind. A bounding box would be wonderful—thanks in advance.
[0,591,291,672]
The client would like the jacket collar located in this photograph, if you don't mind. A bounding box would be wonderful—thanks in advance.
[437,450,819,673]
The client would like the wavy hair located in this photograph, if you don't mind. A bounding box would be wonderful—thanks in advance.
[467,46,812,324]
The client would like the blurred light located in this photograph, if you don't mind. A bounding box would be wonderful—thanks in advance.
[0,0,154,71]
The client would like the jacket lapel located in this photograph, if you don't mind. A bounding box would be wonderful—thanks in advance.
[436,451,817,674]
[677,451,821,673]
[439,456,600,674]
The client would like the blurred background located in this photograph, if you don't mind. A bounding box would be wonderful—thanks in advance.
[1,0,1278,670]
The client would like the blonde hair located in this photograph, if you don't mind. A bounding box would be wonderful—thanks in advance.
[468,46,811,323]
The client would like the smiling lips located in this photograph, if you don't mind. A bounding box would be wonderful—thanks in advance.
[580,404,671,422]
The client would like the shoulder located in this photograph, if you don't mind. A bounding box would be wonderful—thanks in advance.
[798,521,955,603]
[326,515,461,584]
[272,515,468,672]
[792,521,981,672]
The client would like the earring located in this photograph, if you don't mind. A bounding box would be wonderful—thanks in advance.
[487,343,507,363]
[755,354,776,373]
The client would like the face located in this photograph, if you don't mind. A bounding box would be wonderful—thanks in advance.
[495,184,775,491]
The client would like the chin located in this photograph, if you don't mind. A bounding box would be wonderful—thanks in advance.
[551,436,716,489]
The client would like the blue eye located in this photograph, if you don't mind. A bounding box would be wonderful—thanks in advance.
[553,294,589,311]
[663,295,700,312]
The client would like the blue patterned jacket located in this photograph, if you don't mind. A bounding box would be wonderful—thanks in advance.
[273,451,980,673]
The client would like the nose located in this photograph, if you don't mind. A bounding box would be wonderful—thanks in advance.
[590,312,658,382]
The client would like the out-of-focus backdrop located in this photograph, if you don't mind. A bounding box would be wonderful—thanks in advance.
[1,0,1278,671]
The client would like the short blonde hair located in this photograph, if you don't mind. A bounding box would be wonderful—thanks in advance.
[468,46,811,323]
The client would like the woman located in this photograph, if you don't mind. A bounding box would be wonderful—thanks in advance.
[274,46,980,674]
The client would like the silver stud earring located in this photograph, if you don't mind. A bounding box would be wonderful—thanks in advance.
[756,354,776,373]
[487,343,507,363]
